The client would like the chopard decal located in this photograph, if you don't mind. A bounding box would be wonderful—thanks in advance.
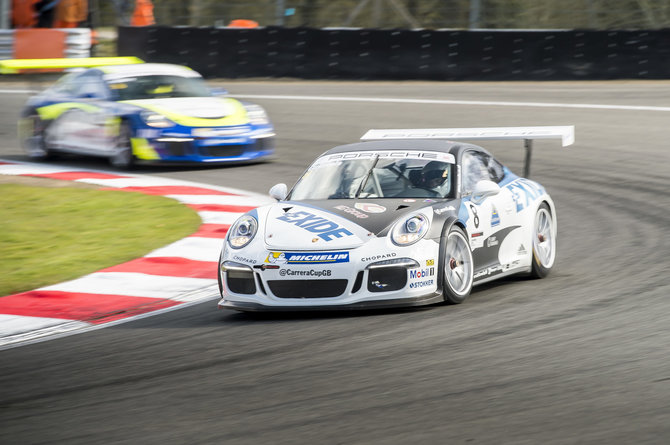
[361,253,397,262]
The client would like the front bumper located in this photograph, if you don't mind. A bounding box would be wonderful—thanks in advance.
[134,126,275,163]
[218,238,443,311]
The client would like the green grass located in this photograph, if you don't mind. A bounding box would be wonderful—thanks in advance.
[0,184,202,297]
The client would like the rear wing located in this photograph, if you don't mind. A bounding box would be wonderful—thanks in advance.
[360,126,575,178]
[0,57,144,74]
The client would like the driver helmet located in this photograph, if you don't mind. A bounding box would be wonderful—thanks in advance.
[422,161,449,188]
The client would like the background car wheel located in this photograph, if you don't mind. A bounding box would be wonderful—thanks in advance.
[22,113,53,161]
[530,203,556,278]
[442,225,474,304]
[109,122,135,169]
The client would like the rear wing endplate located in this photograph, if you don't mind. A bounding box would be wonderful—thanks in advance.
[360,126,575,178]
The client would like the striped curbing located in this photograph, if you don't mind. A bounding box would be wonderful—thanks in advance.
[0,160,272,349]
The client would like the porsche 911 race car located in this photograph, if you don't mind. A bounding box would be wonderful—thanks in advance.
[217,126,574,311]
[19,63,274,168]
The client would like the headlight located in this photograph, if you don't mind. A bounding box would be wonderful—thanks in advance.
[227,215,258,249]
[243,104,270,125]
[141,111,175,128]
[391,214,429,246]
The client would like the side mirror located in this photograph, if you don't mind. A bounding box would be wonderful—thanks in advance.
[269,183,288,201]
[210,87,228,96]
[471,180,500,204]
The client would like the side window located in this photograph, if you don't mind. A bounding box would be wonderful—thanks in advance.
[486,156,505,183]
[462,150,507,194]
[76,72,108,99]
[461,151,489,194]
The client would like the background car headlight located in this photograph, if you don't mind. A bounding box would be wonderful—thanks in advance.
[228,215,258,249]
[141,111,175,128]
[243,104,270,125]
[391,214,429,246]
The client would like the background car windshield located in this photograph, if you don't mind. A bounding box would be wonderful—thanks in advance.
[108,75,212,100]
[289,156,453,199]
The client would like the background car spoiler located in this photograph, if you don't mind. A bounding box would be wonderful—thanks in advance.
[360,126,575,178]
[0,57,144,74]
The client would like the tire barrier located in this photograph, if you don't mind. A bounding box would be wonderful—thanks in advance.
[118,25,670,80]
[0,28,91,60]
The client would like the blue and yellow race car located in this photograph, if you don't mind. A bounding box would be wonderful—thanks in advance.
[19,63,275,168]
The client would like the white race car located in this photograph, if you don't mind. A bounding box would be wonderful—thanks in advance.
[217,126,574,311]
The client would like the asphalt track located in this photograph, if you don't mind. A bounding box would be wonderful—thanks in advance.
[1,80,669,444]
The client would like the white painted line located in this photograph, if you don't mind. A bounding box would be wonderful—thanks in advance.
[0,314,91,347]
[0,89,37,94]
[0,289,219,351]
[39,272,216,300]
[75,176,198,188]
[234,94,670,113]
[0,164,76,175]
[145,236,223,262]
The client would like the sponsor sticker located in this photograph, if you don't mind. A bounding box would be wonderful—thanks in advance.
[354,202,387,214]
[334,205,369,219]
[409,279,434,289]
[491,205,501,227]
[486,236,499,248]
[276,211,353,241]
[507,178,545,213]
[279,269,332,277]
[409,267,435,279]
[266,251,350,264]
[434,205,455,215]
[426,259,434,266]
[233,255,257,264]
[361,253,397,262]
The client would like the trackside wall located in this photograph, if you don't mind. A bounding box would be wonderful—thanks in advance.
[117,26,670,80]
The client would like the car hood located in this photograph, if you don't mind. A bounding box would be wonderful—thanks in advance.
[120,97,250,126]
[262,199,442,251]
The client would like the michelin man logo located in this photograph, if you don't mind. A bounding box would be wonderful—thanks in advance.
[266,252,288,264]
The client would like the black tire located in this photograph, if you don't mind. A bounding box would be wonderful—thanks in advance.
[22,113,54,161]
[442,225,474,304]
[530,203,556,278]
[109,122,135,169]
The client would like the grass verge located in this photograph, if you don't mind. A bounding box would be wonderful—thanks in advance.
[0,181,202,297]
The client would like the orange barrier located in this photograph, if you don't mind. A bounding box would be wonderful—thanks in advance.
[13,29,66,60]
[228,19,259,28]
[131,0,155,26]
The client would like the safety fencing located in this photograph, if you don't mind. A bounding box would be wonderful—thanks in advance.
[117,25,670,80]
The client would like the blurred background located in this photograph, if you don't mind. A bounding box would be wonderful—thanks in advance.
[4,1,670,31]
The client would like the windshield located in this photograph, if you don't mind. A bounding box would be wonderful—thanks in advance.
[289,151,454,200]
[107,75,212,100]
